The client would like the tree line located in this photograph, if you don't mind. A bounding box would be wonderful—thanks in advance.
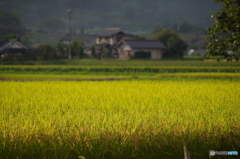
[0,0,220,32]
[25,40,85,61]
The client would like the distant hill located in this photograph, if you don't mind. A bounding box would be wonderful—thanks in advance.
[0,0,221,32]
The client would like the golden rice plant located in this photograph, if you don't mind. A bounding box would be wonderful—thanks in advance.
[0,79,239,158]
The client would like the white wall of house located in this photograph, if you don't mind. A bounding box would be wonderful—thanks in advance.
[117,43,131,59]
[96,36,116,45]
[151,50,162,59]
[120,43,131,51]
[110,37,116,45]
[117,44,163,59]
[96,37,100,44]
[97,36,132,46]
[114,40,164,59]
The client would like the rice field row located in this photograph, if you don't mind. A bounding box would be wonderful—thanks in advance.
[1,72,240,81]
[0,79,240,158]
[1,65,240,78]
[3,59,239,66]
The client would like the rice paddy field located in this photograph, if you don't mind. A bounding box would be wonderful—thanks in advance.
[0,60,240,159]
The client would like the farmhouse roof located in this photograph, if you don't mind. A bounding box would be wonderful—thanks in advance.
[120,39,165,49]
[0,39,28,53]
[95,28,132,37]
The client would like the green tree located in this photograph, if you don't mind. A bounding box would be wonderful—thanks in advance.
[0,9,25,37]
[207,0,240,61]
[36,18,65,32]
[71,39,84,59]
[35,43,56,60]
[154,29,187,58]
[56,41,67,59]
[91,46,95,58]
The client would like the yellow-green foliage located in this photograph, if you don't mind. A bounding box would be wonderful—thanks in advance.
[0,80,240,158]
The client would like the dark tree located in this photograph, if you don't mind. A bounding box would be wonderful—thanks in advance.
[71,39,84,59]
[0,9,25,37]
[207,0,240,61]
[154,29,187,58]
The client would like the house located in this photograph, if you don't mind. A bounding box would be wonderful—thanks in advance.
[113,39,165,59]
[95,28,133,46]
[84,28,134,57]
[0,39,29,60]
[84,28,165,59]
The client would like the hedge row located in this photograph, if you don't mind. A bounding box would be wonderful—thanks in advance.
[0,67,240,73]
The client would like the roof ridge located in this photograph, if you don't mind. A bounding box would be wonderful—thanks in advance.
[125,39,159,41]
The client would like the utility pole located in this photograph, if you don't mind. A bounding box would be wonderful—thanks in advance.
[66,9,72,60]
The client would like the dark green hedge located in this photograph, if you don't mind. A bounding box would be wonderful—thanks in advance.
[134,51,151,59]
[0,67,240,73]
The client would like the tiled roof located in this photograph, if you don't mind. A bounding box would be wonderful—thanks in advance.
[96,30,121,37]
[95,28,132,37]
[0,40,15,52]
[124,40,165,49]
[0,39,28,53]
